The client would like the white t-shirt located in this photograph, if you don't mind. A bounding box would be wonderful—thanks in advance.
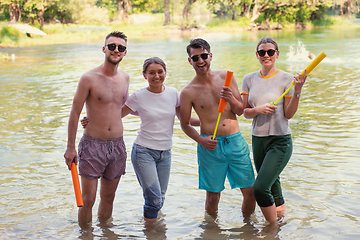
[125,86,180,150]
[241,70,294,137]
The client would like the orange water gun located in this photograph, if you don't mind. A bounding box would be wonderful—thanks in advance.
[71,158,83,207]
[213,70,234,139]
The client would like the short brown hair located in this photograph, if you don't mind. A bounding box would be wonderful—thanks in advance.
[105,31,127,45]
[186,38,211,56]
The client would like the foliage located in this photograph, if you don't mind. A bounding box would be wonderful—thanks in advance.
[206,15,251,29]
[0,6,8,21]
[113,0,163,13]
[0,0,358,38]
[95,0,118,19]
[310,15,359,27]
[77,3,110,24]
[207,0,242,18]
[0,26,21,45]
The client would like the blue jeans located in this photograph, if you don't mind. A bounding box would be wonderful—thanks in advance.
[131,143,171,219]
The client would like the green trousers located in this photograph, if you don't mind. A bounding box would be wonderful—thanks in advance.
[252,134,292,207]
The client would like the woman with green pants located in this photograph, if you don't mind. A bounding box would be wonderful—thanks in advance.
[241,36,307,223]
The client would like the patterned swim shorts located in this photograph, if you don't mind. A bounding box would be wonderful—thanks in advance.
[78,134,127,182]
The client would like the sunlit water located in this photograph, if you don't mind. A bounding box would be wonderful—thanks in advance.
[1,28,360,239]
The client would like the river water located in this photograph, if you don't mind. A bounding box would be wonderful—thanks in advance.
[1,28,360,239]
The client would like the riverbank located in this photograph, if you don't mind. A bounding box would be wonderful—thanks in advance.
[1,14,359,49]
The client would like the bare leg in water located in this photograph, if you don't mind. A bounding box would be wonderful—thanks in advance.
[205,191,220,218]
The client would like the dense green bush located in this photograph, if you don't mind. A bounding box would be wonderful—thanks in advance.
[0,27,21,45]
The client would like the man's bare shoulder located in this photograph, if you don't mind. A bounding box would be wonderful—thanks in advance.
[116,69,130,82]
[80,66,102,82]
[80,66,129,84]
[180,78,199,97]
[213,69,228,80]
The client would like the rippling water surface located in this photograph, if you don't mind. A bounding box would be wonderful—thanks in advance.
[1,28,360,239]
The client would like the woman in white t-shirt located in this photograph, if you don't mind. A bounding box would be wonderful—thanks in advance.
[82,57,199,226]
[123,57,199,225]
[241,37,307,224]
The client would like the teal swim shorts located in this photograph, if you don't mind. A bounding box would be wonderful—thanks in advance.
[197,132,255,192]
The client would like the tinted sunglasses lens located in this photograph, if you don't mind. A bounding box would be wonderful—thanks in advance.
[107,44,116,51]
[191,53,209,62]
[118,45,126,52]
[191,55,200,62]
[200,53,209,60]
[258,49,276,57]
[107,44,126,52]
[267,49,276,56]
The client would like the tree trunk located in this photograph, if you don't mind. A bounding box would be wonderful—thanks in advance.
[346,0,354,16]
[251,0,260,22]
[164,0,170,25]
[38,9,45,30]
[339,2,344,16]
[17,3,22,22]
[244,0,253,19]
[125,0,132,13]
[9,3,18,22]
[117,0,131,20]
[250,0,271,22]
[182,0,197,20]
[231,2,236,20]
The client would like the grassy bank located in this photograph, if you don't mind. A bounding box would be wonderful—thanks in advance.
[1,14,359,49]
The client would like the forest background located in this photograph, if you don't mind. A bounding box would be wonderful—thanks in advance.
[0,0,360,48]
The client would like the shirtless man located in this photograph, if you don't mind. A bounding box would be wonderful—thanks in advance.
[180,38,256,219]
[64,31,129,228]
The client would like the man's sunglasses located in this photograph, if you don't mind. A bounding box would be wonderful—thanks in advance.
[106,43,127,52]
[257,49,277,57]
[190,53,210,62]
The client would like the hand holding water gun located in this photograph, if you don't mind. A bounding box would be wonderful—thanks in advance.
[270,51,327,106]
[213,70,234,139]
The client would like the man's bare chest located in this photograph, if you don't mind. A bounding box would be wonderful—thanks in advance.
[192,85,222,112]
[90,82,126,104]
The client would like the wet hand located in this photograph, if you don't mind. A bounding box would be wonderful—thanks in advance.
[201,135,218,151]
[81,116,89,128]
[220,86,233,103]
[64,149,77,170]
[294,70,307,93]
[257,103,277,115]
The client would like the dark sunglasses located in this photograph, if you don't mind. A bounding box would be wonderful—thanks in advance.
[106,43,127,52]
[257,49,277,57]
[190,53,210,62]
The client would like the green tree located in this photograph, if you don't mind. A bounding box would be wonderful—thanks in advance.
[1,0,25,22]
[207,0,242,20]
[22,0,58,29]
